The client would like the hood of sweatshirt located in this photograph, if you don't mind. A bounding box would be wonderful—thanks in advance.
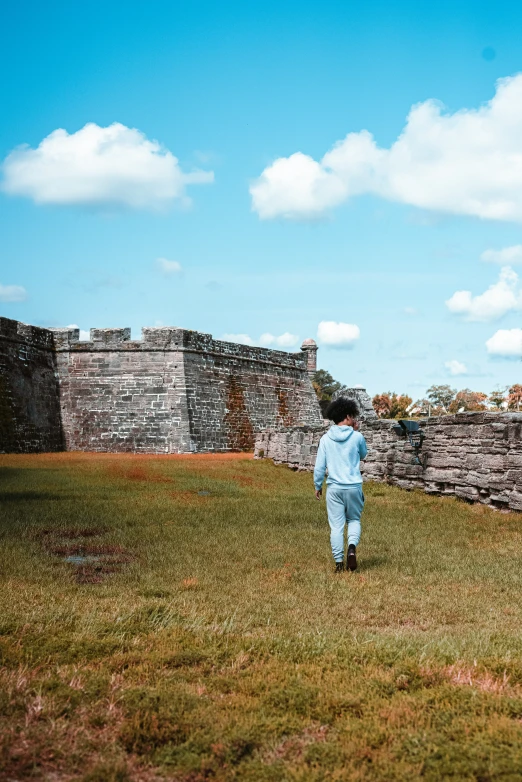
[327,424,355,443]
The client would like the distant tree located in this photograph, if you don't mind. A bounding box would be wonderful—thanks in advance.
[508,383,522,411]
[372,392,412,419]
[389,393,413,419]
[411,398,431,416]
[489,387,508,410]
[312,370,341,401]
[426,384,456,413]
[372,393,392,418]
[449,389,488,413]
[312,370,342,416]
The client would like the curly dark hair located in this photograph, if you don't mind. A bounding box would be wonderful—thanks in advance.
[325,397,360,424]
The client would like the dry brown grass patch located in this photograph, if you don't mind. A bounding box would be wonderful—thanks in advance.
[260,723,330,764]
[420,662,519,695]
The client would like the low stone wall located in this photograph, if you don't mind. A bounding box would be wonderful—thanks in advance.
[254,412,522,512]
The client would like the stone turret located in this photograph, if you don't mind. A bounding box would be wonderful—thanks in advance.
[300,338,318,376]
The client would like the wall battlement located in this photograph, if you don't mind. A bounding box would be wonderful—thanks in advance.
[0,317,55,350]
[49,325,309,368]
[1,317,322,454]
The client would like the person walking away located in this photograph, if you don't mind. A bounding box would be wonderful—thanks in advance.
[314,398,368,572]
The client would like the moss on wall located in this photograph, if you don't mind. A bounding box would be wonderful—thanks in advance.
[224,375,255,450]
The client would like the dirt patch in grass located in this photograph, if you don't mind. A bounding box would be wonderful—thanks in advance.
[33,526,108,541]
[46,543,132,559]
[36,529,135,585]
[56,527,110,539]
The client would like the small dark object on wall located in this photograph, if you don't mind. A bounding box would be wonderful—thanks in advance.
[393,419,427,468]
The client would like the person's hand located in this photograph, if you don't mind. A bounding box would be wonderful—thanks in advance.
[315,489,322,500]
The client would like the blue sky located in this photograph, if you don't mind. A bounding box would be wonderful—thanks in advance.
[2,0,522,398]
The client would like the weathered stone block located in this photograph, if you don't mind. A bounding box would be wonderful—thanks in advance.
[90,328,131,345]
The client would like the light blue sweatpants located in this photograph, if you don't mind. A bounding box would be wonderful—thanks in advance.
[326,485,364,563]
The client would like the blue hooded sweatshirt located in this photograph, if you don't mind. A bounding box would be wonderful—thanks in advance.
[313,425,368,491]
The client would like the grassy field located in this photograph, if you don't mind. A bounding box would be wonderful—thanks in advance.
[1,452,522,781]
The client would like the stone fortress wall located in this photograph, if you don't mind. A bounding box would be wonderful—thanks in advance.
[4,313,522,511]
[0,318,64,453]
[0,317,323,454]
[255,395,522,512]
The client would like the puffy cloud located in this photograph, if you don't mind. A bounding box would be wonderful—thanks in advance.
[251,151,349,220]
[221,332,300,349]
[0,283,26,302]
[445,359,467,376]
[1,123,214,209]
[221,333,254,346]
[157,258,182,274]
[486,328,522,356]
[251,74,522,222]
[259,331,299,348]
[481,245,522,264]
[446,266,522,322]
[317,320,360,347]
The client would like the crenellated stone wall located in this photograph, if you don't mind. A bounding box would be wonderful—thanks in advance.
[50,326,192,453]
[254,412,522,512]
[0,318,322,454]
[0,318,64,453]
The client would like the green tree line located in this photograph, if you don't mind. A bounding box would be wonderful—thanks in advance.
[313,371,522,419]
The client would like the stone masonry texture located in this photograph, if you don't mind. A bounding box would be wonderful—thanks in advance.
[254,409,522,512]
[0,318,323,454]
[0,318,64,453]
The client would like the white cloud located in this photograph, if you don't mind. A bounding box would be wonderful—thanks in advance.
[317,320,360,348]
[1,123,214,210]
[0,283,26,302]
[486,328,522,356]
[221,333,254,346]
[259,331,299,348]
[481,245,522,264]
[221,331,300,349]
[445,359,468,376]
[404,306,418,316]
[446,266,522,322]
[157,257,183,274]
[251,74,522,222]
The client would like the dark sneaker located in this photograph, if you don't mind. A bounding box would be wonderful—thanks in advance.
[335,562,345,573]
[347,544,357,572]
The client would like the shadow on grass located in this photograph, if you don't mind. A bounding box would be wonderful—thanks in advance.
[0,492,64,502]
[358,556,387,571]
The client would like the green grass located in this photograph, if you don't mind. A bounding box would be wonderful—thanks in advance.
[1,452,522,781]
